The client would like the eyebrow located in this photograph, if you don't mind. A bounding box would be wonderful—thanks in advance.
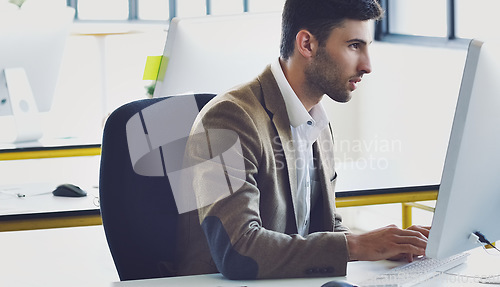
[346,38,373,45]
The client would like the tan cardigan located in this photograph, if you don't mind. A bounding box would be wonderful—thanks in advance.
[175,65,349,279]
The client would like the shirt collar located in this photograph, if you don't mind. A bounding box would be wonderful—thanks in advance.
[270,58,329,129]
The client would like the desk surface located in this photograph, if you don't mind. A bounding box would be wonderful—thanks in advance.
[0,154,100,214]
[0,225,119,287]
[0,181,101,231]
[2,225,497,287]
[0,182,99,216]
[0,155,102,230]
[0,136,100,152]
[111,247,500,286]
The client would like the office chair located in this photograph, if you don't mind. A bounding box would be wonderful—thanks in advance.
[99,93,215,281]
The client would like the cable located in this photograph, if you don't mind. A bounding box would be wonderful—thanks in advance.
[0,190,52,198]
[443,232,500,285]
[474,231,500,253]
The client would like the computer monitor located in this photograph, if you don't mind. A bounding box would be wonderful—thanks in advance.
[426,39,500,259]
[0,6,74,143]
[153,12,282,98]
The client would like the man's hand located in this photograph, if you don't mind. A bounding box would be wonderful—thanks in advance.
[345,225,431,262]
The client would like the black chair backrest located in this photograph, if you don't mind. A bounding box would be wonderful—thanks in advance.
[99,94,215,281]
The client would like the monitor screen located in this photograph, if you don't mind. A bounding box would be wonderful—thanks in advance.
[0,7,74,115]
[0,6,74,143]
[153,12,282,98]
[426,39,500,259]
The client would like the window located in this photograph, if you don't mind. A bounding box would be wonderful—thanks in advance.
[376,0,498,47]
[209,0,244,15]
[137,0,170,21]
[176,0,206,18]
[387,0,447,38]
[77,0,129,21]
[66,0,285,23]
[248,0,285,13]
[455,0,500,40]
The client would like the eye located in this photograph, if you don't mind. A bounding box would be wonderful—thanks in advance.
[349,43,360,50]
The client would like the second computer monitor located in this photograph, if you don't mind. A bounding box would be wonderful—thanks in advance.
[153,12,282,98]
[0,6,74,143]
[0,7,74,114]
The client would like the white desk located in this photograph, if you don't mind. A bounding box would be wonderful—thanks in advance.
[0,225,119,287]
[0,186,101,231]
[0,145,102,231]
[1,226,497,287]
[111,247,500,287]
[0,182,99,215]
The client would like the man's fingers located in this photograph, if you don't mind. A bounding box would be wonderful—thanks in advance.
[400,243,426,256]
[406,225,431,238]
[400,229,428,240]
[347,225,431,262]
[395,237,427,250]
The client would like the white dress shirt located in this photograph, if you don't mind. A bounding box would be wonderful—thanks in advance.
[270,59,329,237]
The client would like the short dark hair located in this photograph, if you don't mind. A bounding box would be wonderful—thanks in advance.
[280,0,384,59]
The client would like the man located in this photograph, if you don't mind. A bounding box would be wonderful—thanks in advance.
[175,0,430,279]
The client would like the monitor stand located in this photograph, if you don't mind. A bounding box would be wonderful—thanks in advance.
[0,67,43,143]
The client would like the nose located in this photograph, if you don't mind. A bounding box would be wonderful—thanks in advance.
[359,51,372,75]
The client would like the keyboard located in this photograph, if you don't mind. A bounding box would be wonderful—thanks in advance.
[358,252,470,287]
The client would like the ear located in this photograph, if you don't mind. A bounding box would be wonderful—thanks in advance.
[295,30,318,59]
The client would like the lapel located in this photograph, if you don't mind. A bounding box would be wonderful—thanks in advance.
[257,66,300,232]
[313,129,336,231]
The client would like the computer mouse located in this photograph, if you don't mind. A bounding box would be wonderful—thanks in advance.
[320,281,356,287]
[52,184,87,197]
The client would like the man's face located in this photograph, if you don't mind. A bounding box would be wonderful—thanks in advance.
[304,19,373,103]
